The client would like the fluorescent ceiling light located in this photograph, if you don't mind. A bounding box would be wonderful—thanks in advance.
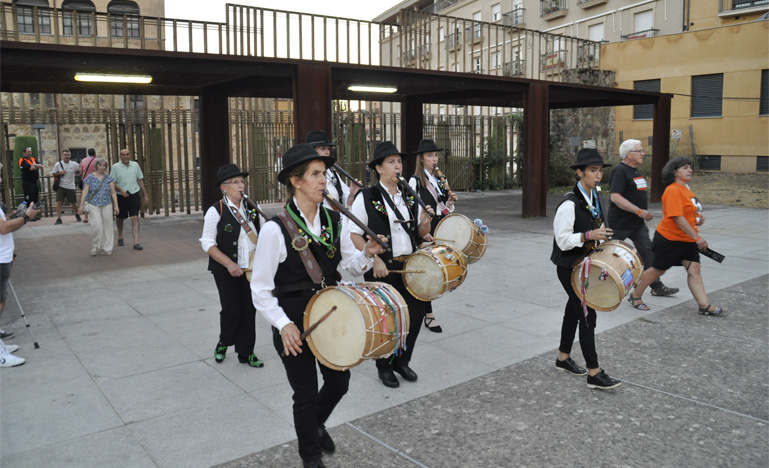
[74,73,152,84]
[347,85,397,93]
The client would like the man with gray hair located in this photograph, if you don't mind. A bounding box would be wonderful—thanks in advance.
[609,139,678,307]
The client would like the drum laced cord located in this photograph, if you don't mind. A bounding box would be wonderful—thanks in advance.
[578,257,592,328]
[367,285,408,356]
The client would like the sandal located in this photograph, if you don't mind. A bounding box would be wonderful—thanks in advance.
[627,295,650,311]
[424,315,443,333]
[698,304,724,316]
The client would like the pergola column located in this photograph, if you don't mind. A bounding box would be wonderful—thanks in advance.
[294,63,333,144]
[199,88,230,208]
[401,97,423,176]
[651,94,672,202]
[523,82,549,218]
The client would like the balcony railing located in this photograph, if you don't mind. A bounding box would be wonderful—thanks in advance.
[503,60,526,77]
[577,43,600,65]
[540,0,568,19]
[540,50,567,71]
[465,23,482,43]
[502,8,525,28]
[577,0,608,8]
[718,0,769,14]
[620,28,660,40]
[447,31,461,51]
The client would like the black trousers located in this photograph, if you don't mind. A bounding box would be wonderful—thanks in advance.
[274,290,350,463]
[212,273,255,359]
[556,266,599,369]
[22,179,39,204]
[612,223,663,290]
[368,262,428,371]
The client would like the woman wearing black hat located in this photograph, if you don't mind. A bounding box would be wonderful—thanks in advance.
[250,143,384,468]
[305,130,361,210]
[408,138,458,333]
[550,148,621,390]
[200,164,266,368]
[349,141,434,389]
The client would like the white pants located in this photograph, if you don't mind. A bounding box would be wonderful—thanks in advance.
[88,203,115,252]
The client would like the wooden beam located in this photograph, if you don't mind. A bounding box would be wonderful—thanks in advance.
[199,88,230,208]
[294,63,332,145]
[401,97,423,177]
[523,82,549,218]
[650,94,672,202]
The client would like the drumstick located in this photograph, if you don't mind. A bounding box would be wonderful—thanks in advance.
[300,306,337,340]
[388,270,426,274]
[432,237,456,243]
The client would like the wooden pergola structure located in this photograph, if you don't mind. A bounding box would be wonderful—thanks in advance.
[0,41,672,216]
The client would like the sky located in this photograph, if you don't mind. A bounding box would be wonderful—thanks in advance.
[165,0,404,23]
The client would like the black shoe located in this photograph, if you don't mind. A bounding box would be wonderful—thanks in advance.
[424,315,443,333]
[555,357,587,376]
[651,285,679,296]
[378,369,400,388]
[318,426,335,454]
[587,370,622,390]
[75,214,82,222]
[393,364,418,382]
[214,343,227,363]
[133,243,143,250]
[0,330,14,339]
[302,456,326,468]
[118,239,124,246]
[55,218,62,225]
[238,354,264,368]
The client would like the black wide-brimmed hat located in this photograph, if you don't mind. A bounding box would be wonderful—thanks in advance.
[278,143,335,185]
[369,141,407,169]
[413,139,443,154]
[215,163,249,187]
[570,148,612,170]
[305,130,336,148]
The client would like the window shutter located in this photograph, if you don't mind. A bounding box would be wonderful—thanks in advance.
[760,69,768,116]
[633,79,660,120]
[691,74,723,118]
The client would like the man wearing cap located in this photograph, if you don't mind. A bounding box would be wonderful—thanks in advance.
[349,141,434,388]
[305,130,361,209]
[609,139,678,304]
[201,163,266,369]
[112,149,149,250]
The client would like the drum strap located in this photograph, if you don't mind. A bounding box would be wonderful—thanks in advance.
[377,185,420,250]
[276,209,325,287]
[577,257,592,328]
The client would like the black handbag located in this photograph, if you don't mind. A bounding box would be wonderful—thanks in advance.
[53,160,62,191]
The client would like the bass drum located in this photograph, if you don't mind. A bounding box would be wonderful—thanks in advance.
[403,243,468,302]
[571,240,644,311]
[434,213,487,263]
[303,282,409,371]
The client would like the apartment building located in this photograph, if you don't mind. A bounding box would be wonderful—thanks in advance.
[375,0,769,172]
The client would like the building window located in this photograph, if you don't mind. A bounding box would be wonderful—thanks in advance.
[69,148,87,163]
[473,56,482,74]
[438,26,444,42]
[108,0,140,38]
[698,155,721,171]
[691,73,723,118]
[29,93,40,107]
[633,79,660,120]
[14,0,51,34]
[127,95,144,109]
[491,3,502,22]
[754,155,769,172]
[491,51,501,69]
[62,0,95,37]
[760,69,768,116]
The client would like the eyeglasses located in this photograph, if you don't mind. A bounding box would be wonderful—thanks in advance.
[631,150,645,155]
[225,180,245,185]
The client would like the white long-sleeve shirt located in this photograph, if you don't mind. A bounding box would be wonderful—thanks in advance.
[408,170,454,215]
[553,184,598,252]
[349,183,424,257]
[250,199,373,332]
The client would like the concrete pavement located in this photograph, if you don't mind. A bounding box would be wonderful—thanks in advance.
[0,189,766,467]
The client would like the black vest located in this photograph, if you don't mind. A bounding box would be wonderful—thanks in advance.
[207,200,261,275]
[359,184,419,267]
[550,184,600,268]
[273,202,342,298]
[410,175,451,233]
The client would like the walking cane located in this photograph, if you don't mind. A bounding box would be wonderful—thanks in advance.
[8,281,40,349]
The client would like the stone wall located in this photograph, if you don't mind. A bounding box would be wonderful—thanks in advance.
[549,68,617,186]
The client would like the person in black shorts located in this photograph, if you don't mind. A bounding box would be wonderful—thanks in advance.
[609,139,678,310]
[111,149,149,250]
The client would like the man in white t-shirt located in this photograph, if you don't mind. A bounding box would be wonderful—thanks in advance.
[0,173,40,368]
[52,149,81,225]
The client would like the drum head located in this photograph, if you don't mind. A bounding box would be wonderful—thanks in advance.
[305,288,366,370]
[435,214,473,251]
[404,252,446,301]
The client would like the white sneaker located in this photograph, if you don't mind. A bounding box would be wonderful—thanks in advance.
[0,348,25,367]
[91,248,99,256]
[4,344,19,353]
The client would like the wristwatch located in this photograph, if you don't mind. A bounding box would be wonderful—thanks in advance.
[22,214,29,224]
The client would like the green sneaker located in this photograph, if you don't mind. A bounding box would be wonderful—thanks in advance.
[239,354,264,368]
[214,343,227,363]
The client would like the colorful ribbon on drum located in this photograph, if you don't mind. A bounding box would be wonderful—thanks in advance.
[578,257,592,328]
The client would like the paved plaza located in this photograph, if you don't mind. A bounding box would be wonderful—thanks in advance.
[0,189,766,467]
